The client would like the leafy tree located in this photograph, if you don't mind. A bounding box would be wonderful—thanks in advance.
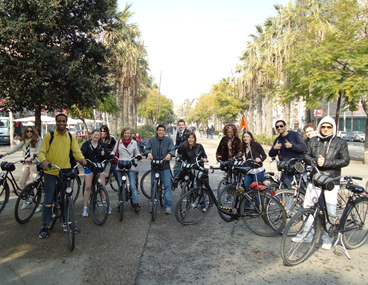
[0,0,117,133]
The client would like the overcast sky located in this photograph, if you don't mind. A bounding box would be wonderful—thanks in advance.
[118,0,290,106]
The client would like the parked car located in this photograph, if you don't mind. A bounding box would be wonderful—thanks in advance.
[337,131,347,139]
[344,131,365,142]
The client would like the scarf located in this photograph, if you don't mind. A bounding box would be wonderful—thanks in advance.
[122,138,132,148]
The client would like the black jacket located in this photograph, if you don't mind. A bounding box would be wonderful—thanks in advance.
[175,128,191,155]
[216,136,242,161]
[303,136,350,182]
[81,140,108,163]
[181,143,207,163]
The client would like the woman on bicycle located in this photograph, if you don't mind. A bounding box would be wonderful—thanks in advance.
[2,126,42,189]
[81,129,109,217]
[241,131,267,190]
[100,125,117,177]
[111,127,142,212]
[216,123,242,161]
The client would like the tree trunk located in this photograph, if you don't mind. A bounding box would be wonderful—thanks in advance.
[256,89,262,135]
[264,93,273,136]
[335,91,342,129]
[361,96,368,164]
[34,104,42,136]
[284,102,291,130]
[247,92,254,133]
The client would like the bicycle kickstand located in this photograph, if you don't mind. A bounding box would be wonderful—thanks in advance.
[333,232,351,260]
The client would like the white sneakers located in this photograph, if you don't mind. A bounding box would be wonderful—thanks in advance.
[291,234,313,243]
[321,242,332,250]
[82,207,89,217]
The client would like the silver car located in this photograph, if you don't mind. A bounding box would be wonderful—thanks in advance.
[344,131,365,142]
[337,131,347,139]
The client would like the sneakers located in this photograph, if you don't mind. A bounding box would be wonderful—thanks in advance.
[134,204,141,213]
[82,207,89,217]
[35,204,43,213]
[21,201,31,209]
[62,224,81,234]
[322,242,332,250]
[149,203,152,213]
[108,207,112,215]
[165,207,172,214]
[291,234,313,243]
[39,227,49,239]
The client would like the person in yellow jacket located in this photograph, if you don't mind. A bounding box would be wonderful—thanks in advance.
[37,114,86,239]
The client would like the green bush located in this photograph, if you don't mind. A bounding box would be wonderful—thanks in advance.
[254,134,276,146]
[137,125,155,140]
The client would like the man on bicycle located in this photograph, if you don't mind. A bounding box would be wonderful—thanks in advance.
[295,116,350,249]
[37,114,86,239]
[269,119,307,188]
[172,119,191,189]
[145,124,175,214]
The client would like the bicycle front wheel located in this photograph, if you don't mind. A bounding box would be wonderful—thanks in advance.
[240,191,286,237]
[65,195,75,251]
[15,182,42,224]
[218,184,238,222]
[216,178,229,201]
[140,170,152,199]
[280,208,321,266]
[152,180,159,222]
[92,186,110,225]
[108,168,118,192]
[341,197,368,249]
[72,175,81,204]
[119,183,127,222]
[175,187,212,225]
[0,182,10,214]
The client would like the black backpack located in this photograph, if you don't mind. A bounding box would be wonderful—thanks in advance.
[49,131,77,168]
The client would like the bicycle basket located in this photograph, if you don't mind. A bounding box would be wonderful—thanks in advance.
[118,160,132,170]
[182,161,194,170]
[59,168,78,180]
[197,169,209,180]
[291,162,305,174]
[1,162,15,171]
[90,161,105,172]
[313,173,335,191]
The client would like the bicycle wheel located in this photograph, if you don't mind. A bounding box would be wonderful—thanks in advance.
[159,183,164,208]
[274,188,305,224]
[280,208,320,266]
[240,191,286,237]
[65,195,75,251]
[108,168,118,192]
[72,175,81,204]
[140,170,152,199]
[0,182,10,214]
[15,182,42,224]
[175,187,212,225]
[218,184,238,222]
[92,186,110,225]
[216,178,229,201]
[119,183,127,222]
[180,182,190,197]
[341,198,368,249]
[152,180,159,222]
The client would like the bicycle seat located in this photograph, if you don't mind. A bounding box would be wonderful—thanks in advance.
[249,181,267,191]
[1,161,15,172]
[312,173,335,191]
[346,184,365,194]
[118,160,132,170]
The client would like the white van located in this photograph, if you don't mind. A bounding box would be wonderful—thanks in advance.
[0,117,10,145]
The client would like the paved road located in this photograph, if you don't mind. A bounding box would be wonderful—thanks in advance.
[1,136,368,285]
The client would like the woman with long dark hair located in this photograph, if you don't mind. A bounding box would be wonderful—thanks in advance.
[241,131,267,190]
[216,123,242,161]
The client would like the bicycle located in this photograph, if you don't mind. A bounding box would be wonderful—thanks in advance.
[14,160,44,224]
[105,159,119,192]
[175,161,287,237]
[47,162,80,251]
[214,157,242,201]
[84,159,110,225]
[280,171,368,266]
[116,155,140,222]
[0,159,25,214]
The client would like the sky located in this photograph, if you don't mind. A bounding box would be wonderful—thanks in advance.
[117,0,291,106]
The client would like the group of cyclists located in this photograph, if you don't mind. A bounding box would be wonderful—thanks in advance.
[3,114,350,250]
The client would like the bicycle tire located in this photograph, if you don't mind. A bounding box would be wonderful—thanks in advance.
[108,168,118,192]
[140,170,152,199]
[216,178,229,201]
[14,182,42,224]
[65,195,75,251]
[159,183,164,208]
[72,175,81,204]
[218,184,238,222]
[240,191,286,237]
[280,208,321,266]
[119,183,127,222]
[48,204,58,231]
[274,188,305,227]
[175,187,212,225]
[0,182,10,214]
[152,180,159,222]
[128,186,134,207]
[341,197,368,249]
[92,186,110,225]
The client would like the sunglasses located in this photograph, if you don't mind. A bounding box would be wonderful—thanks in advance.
[226,126,234,130]
[275,125,284,129]
[26,130,33,133]
[100,130,106,133]
[321,125,333,129]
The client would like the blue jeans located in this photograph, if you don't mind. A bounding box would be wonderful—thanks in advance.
[210,132,214,139]
[42,173,67,226]
[116,170,139,205]
[111,164,118,182]
[243,170,265,191]
[151,168,172,209]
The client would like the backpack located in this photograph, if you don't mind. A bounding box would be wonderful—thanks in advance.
[49,131,77,168]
